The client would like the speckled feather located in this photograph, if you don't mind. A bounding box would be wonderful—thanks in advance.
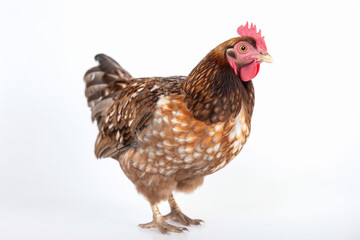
[84,37,255,204]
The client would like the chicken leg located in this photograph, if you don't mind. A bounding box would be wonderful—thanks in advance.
[139,203,188,234]
[163,194,203,226]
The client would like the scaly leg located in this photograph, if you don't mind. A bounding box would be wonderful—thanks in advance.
[163,194,203,226]
[139,203,188,234]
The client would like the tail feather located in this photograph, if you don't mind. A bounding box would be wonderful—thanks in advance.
[94,54,132,78]
[84,54,131,128]
[90,98,114,122]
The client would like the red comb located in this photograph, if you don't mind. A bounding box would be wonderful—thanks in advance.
[237,22,267,52]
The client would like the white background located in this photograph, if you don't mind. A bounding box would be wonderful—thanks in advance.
[0,0,359,239]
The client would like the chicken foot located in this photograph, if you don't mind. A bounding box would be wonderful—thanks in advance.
[163,194,203,226]
[139,203,188,234]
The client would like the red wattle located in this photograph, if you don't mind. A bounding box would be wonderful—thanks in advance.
[240,61,260,82]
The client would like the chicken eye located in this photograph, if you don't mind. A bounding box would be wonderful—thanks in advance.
[239,45,247,52]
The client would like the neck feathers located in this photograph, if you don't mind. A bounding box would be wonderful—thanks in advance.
[183,47,254,125]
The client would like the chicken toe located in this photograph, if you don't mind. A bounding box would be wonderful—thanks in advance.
[139,220,188,234]
[163,210,203,226]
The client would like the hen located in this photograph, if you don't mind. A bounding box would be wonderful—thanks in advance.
[84,22,272,234]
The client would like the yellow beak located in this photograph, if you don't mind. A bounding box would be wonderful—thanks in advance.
[258,53,273,63]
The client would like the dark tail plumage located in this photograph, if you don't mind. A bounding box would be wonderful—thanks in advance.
[84,54,131,129]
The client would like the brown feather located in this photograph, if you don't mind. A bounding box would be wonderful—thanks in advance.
[183,37,254,124]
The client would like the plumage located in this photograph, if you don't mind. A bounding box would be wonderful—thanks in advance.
[83,23,272,234]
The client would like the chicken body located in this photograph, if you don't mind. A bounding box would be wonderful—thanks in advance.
[116,80,253,201]
[84,27,271,233]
